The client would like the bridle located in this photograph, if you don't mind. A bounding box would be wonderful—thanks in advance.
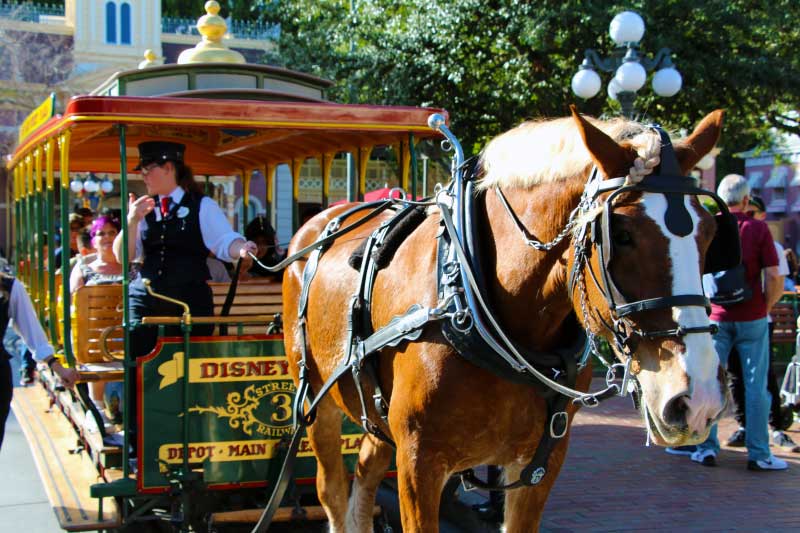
[495,125,739,393]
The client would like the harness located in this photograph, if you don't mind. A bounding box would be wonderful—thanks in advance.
[250,116,741,531]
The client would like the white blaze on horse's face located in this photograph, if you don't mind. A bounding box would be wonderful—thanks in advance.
[639,192,725,441]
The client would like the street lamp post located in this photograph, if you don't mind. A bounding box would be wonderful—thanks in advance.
[571,11,682,119]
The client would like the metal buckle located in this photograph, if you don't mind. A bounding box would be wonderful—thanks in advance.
[529,466,546,485]
[606,358,633,397]
[549,411,569,438]
[451,309,473,333]
[576,394,600,408]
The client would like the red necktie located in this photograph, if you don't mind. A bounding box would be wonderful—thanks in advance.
[160,197,170,218]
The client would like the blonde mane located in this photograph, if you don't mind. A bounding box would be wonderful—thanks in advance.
[477,115,664,190]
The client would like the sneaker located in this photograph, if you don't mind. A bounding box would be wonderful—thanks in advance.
[690,448,717,466]
[665,445,697,456]
[772,430,800,453]
[726,427,746,447]
[747,455,789,471]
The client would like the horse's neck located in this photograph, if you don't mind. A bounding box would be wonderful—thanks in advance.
[482,179,584,349]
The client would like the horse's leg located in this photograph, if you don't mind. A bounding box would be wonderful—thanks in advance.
[394,439,448,533]
[502,442,570,533]
[346,433,393,533]
[308,396,350,532]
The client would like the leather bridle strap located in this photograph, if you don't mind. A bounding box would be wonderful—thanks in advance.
[614,294,710,317]
[248,200,398,272]
[218,259,242,336]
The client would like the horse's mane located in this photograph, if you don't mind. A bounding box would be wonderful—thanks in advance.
[477,115,663,190]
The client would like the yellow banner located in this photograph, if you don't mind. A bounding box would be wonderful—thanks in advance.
[19,94,55,144]
[158,354,291,389]
[158,434,365,464]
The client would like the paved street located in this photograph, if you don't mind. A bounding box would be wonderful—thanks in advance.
[542,380,800,532]
[2,375,798,532]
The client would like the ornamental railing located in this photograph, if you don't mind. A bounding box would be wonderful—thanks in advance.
[162,16,279,41]
[0,1,64,22]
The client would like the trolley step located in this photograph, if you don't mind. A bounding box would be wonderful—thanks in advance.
[209,505,381,524]
[11,385,121,532]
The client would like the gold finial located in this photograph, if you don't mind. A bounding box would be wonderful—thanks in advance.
[177,1,246,65]
[138,49,159,69]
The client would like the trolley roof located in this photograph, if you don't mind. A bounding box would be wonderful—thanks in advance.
[9,96,448,175]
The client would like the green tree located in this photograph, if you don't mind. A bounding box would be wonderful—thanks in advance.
[162,0,256,20]
[256,0,798,170]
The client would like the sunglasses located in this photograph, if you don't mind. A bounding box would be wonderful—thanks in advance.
[140,162,162,175]
[93,230,118,238]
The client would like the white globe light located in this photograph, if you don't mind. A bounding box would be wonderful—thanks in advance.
[571,68,602,99]
[652,67,682,97]
[100,179,114,193]
[609,11,645,45]
[83,179,98,193]
[607,77,623,101]
[615,61,646,92]
[70,179,83,193]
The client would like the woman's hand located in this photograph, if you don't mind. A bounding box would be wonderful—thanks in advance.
[52,361,78,388]
[127,193,155,225]
[237,240,258,276]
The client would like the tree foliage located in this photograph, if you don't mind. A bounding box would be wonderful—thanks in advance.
[242,1,798,171]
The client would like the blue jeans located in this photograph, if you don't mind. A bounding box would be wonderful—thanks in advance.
[697,318,771,461]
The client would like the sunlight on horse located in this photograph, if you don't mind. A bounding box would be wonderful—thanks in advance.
[282,108,726,532]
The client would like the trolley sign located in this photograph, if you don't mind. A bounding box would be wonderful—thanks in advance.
[138,336,366,492]
[18,93,56,144]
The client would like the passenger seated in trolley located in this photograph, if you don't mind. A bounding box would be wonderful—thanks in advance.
[70,216,124,431]
[113,141,257,443]
[242,215,285,281]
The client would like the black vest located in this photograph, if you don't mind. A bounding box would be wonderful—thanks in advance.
[140,192,210,289]
[0,277,15,361]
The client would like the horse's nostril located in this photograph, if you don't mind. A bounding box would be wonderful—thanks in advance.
[662,394,690,427]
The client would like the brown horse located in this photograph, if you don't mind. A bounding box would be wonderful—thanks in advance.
[282,108,727,532]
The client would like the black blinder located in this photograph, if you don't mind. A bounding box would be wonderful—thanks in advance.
[704,211,741,274]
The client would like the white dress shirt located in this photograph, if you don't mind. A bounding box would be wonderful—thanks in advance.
[134,187,243,262]
[9,279,54,361]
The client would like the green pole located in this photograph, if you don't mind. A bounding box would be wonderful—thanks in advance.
[46,143,58,343]
[118,125,132,478]
[35,163,46,328]
[22,169,30,286]
[59,144,75,368]
[14,169,21,276]
[409,133,418,199]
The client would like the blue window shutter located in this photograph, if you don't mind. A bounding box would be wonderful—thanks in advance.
[120,2,131,44]
[105,1,117,44]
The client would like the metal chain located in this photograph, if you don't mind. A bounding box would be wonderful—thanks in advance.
[524,216,577,251]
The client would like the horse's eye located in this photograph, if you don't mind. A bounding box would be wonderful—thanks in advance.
[613,229,634,246]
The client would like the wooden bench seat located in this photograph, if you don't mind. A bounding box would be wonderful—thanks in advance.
[771,303,796,343]
[209,279,282,335]
[70,280,282,374]
[74,284,124,364]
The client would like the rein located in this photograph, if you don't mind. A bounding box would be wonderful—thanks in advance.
[248,117,728,528]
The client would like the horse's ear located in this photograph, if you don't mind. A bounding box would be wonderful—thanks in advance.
[674,109,725,174]
[570,105,634,180]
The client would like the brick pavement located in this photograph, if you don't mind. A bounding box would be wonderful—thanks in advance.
[541,379,800,532]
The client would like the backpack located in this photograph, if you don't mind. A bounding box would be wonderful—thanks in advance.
[703,264,752,306]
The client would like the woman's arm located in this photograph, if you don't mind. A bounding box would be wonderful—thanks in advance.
[69,261,85,294]
[198,197,257,264]
[9,279,77,387]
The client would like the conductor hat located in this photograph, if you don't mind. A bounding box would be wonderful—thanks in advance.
[134,141,185,170]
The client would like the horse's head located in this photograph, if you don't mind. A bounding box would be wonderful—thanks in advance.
[570,108,727,446]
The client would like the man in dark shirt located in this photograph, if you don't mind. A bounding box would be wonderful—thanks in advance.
[692,175,786,470]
